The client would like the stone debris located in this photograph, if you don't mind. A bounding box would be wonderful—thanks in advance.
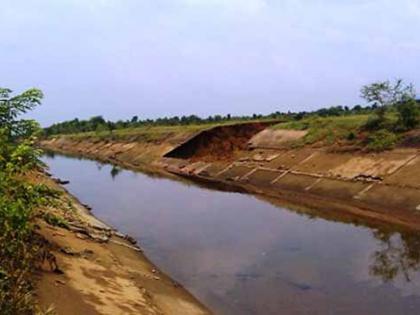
[109,239,142,252]
[60,246,79,256]
[53,178,70,185]
[354,174,383,182]
[124,235,137,245]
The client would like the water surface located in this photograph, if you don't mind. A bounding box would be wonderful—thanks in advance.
[43,153,420,315]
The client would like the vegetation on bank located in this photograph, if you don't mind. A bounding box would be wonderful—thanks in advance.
[43,98,379,137]
[43,79,419,152]
[42,80,419,151]
[0,88,58,314]
[55,123,230,142]
[273,80,420,151]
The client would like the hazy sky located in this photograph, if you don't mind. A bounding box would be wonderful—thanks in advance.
[1,0,419,126]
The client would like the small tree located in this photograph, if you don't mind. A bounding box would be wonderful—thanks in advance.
[0,88,43,141]
[360,79,416,121]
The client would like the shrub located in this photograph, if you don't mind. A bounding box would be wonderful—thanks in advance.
[366,129,398,151]
[396,99,420,131]
[0,87,59,313]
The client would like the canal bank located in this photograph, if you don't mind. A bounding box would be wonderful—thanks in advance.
[40,122,420,232]
[40,152,420,315]
[35,164,211,315]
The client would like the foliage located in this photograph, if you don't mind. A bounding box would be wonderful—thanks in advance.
[395,98,420,131]
[361,79,417,128]
[0,87,57,314]
[366,129,398,151]
[273,115,369,146]
[43,212,69,229]
[42,103,378,137]
[361,79,415,115]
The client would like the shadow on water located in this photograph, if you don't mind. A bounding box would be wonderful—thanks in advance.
[42,152,420,315]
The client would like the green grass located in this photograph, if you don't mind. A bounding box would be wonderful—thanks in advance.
[272,115,370,146]
[59,125,207,142]
[50,119,278,142]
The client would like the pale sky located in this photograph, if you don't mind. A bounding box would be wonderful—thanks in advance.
[1,0,419,126]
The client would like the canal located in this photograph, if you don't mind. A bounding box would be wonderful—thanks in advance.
[43,153,420,315]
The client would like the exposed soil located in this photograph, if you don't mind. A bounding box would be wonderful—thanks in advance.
[164,122,274,161]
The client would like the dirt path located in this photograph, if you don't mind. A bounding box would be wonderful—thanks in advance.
[35,174,211,315]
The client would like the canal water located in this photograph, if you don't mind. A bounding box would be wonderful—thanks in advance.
[43,153,420,315]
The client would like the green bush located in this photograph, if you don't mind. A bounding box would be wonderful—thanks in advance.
[366,129,398,151]
[0,87,59,314]
[396,99,420,131]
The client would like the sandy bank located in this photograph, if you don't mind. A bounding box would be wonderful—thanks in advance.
[34,172,211,315]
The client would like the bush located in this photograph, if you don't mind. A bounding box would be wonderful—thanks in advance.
[366,129,398,151]
[396,99,419,131]
[0,87,59,313]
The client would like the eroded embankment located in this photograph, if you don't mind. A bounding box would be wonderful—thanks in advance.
[40,123,420,231]
[164,122,274,161]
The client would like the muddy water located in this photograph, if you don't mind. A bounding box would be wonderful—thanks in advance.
[43,153,420,315]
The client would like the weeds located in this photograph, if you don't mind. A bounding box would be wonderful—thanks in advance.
[43,213,69,229]
[366,129,398,152]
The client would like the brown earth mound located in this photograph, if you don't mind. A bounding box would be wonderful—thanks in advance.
[164,122,274,161]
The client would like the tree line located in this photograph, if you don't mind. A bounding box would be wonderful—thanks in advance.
[43,104,378,136]
[42,79,420,138]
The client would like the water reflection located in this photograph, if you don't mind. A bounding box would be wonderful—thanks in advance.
[42,153,420,315]
[110,166,121,179]
[371,229,420,283]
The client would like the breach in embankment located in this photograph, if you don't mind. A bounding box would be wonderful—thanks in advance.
[40,114,420,232]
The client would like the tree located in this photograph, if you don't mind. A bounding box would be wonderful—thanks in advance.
[0,88,43,140]
[360,79,415,120]
[0,87,61,313]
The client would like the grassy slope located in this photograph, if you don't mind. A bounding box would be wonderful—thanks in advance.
[272,115,370,146]
[50,119,278,143]
[49,113,417,151]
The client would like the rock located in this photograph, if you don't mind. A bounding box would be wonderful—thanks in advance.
[60,246,79,256]
[68,224,88,234]
[81,251,94,259]
[88,232,109,243]
[76,233,87,240]
[124,235,137,245]
[113,231,125,238]
[82,203,92,210]
[53,178,70,185]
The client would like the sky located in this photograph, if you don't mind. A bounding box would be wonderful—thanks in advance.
[1,0,419,126]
